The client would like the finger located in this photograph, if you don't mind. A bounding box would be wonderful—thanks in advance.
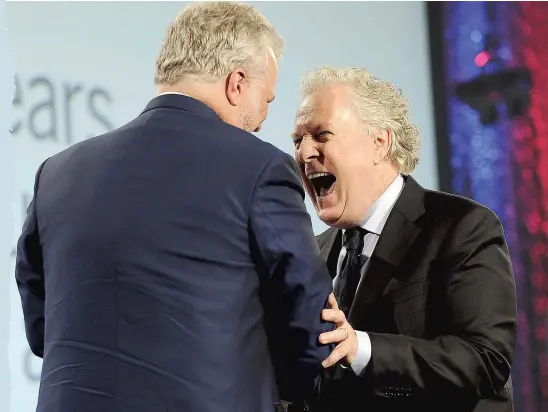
[328,293,339,310]
[318,327,348,345]
[321,341,350,368]
[321,308,346,325]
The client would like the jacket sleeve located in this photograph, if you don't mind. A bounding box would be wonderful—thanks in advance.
[15,160,48,358]
[364,206,517,400]
[249,151,334,406]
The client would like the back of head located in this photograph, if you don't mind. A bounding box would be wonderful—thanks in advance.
[155,2,284,132]
[155,1,283,85]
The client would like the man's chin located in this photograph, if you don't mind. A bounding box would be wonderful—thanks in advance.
[317,206,344,227]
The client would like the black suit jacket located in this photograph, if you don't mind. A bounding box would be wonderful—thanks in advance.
[313,176,517,412]
[15,94,334,412]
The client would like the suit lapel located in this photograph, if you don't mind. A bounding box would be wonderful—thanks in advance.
[318,227,342,280]
[348,176,426,326]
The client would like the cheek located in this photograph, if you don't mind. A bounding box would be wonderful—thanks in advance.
[322,145,346,177]
[252,99,266,120]
[345,140,373,169]
[327,146,368,192]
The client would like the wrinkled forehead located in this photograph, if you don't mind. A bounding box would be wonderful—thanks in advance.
[293,94,336,135]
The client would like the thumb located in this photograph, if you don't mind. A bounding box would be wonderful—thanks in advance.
[328,293,339,310]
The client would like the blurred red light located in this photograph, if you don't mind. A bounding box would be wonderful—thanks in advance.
[474,51,490,67]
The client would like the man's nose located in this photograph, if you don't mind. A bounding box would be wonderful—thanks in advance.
[296,137,319,163]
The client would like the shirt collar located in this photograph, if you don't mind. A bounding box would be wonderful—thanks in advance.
[157,92,189,97]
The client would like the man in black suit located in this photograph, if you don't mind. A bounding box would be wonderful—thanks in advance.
[290,67,517,412]
[15,3,333,412]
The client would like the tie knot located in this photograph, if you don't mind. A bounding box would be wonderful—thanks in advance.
[344,227,365,252]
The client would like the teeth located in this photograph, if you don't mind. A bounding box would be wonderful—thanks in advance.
[308,172,331,179]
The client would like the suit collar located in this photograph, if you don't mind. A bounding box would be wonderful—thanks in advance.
[370,175,425,267]
[393,175,425,224]
[141,93,221,121]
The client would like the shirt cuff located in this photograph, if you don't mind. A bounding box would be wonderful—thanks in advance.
[350,330,372,376]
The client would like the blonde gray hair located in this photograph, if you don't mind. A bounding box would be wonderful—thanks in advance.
[300,67,420,175]
[155,2,284,85]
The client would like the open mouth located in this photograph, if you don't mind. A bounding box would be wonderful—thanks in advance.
[308,172,337,198]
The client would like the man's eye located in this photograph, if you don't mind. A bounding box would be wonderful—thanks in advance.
[315,130,332,140]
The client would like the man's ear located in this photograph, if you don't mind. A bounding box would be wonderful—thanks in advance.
[373,128,391,164]
[226,68,247,106]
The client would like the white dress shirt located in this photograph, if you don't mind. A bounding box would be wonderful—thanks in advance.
[158,92,188,97]
[333,174,405,376]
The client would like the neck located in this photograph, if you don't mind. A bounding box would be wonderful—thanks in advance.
[373,166,399,200]
[354,167,398,226]
[157,78,217,103]
[156,78,233,122]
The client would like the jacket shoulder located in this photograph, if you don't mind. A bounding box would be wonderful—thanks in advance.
[423,188,501,224]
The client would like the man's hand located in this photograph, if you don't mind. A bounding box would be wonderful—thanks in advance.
[319,293,358,368]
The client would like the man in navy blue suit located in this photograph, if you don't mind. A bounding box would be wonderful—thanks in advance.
[15,3,334,412]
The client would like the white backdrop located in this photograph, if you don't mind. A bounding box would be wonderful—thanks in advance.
[5,2,438,411]
[1,0,15,410]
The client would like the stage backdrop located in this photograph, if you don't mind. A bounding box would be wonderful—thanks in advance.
[5,2,438,411]
[1,0,16,410]
[429,2,548,411]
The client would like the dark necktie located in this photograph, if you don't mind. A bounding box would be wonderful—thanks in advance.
[334,227,366,315]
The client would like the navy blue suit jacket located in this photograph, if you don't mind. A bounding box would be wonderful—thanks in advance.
[15,94,334,412]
